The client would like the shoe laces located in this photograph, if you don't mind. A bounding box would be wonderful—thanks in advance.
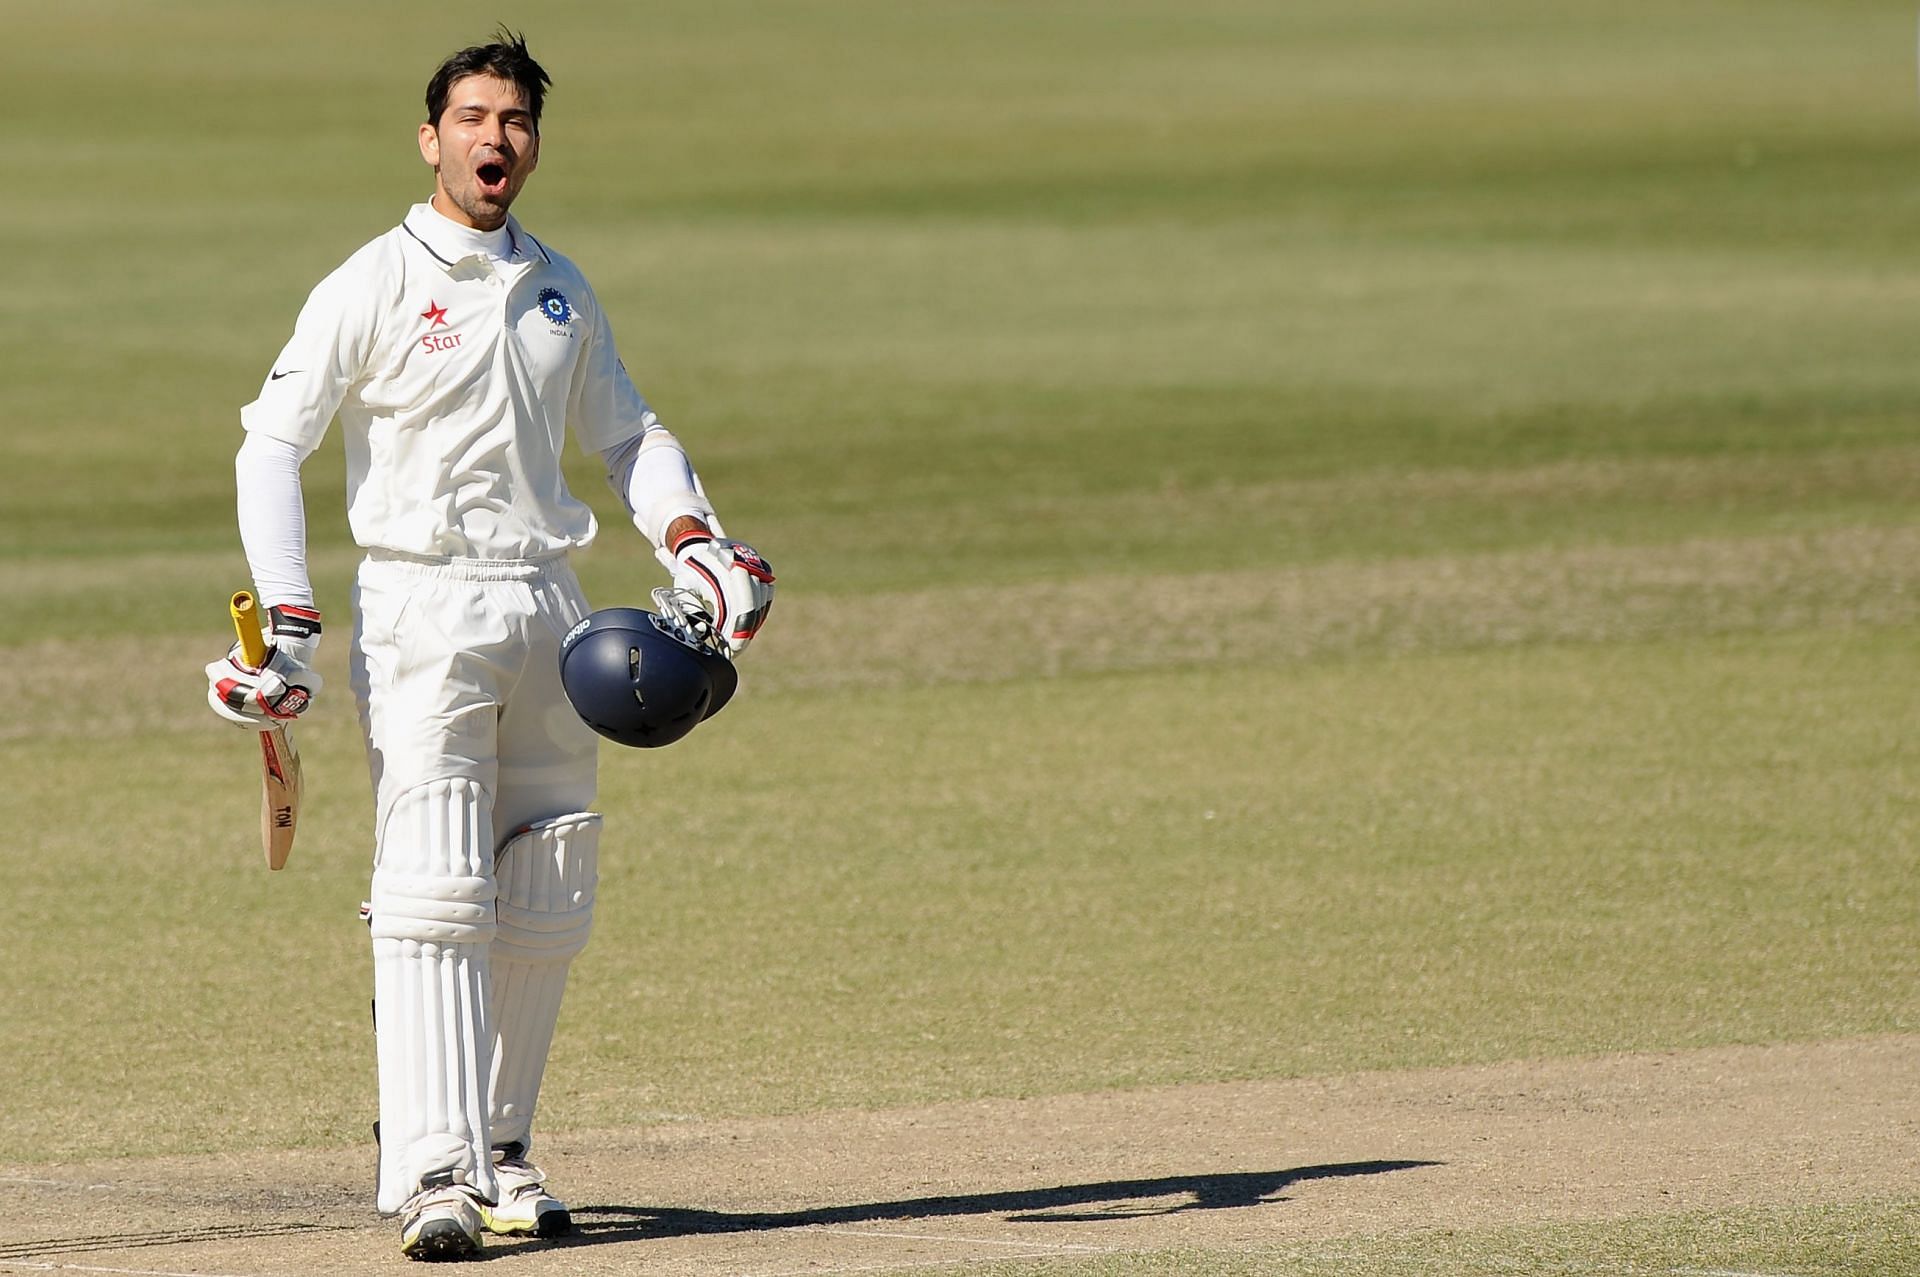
[403,1174,482,1216]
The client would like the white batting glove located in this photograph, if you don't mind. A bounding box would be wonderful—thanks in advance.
[656,531,775,658]
[206,604,324,729]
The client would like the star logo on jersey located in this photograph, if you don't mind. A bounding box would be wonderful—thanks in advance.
[537,288,574,329]
[418,300,461,353]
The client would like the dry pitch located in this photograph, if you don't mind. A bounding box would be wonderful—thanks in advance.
[4,1037,1912,1275]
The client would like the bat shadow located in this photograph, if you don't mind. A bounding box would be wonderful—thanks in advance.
[534,1159,1440,1250]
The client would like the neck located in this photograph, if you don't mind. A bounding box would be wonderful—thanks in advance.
[430,189,507,232]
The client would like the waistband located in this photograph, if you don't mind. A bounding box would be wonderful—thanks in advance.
[362,548,571,583]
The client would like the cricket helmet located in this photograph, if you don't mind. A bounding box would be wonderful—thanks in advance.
[558,596,738,748]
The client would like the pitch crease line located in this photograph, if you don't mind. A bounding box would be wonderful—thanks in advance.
[0,1262,268,1277]
[818,1225,1115,1252]
[752,1265,974,1277]
[752,1258,1086,1277]
[0,1178,195,1199]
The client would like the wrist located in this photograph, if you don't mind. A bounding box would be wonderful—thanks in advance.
[664,516,713,557]
[268,604,323,662]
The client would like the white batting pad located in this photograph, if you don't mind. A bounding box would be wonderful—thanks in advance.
[489,811,601,1152]
[371,776,500,1215]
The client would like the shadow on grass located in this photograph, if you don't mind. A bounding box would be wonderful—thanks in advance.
[553,1160,1441,1246]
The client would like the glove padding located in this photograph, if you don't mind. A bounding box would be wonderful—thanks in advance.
[206,604,324,729]
[656,533,774,658]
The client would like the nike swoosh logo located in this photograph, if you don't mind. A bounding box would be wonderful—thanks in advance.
[270,369,303,381]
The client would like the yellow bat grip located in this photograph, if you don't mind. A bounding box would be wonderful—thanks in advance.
[230,591,271,669]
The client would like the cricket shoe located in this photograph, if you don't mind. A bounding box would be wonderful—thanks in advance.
[398,1172,485,1262]
[480,1142,572,1238]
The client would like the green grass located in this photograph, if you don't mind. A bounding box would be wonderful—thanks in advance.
[2,1,1917,1270]
[7,1,1920,584]
[4,626,1914,1155]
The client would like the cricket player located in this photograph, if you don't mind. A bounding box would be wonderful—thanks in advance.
[203,31,773,1261]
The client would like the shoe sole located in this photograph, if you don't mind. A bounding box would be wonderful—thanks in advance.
[402,1218,481,1262]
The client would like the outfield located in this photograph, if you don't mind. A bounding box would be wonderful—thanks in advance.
[3,2,1917,1273]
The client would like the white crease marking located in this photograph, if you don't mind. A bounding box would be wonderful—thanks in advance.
[819,1224,1114,1252]
[751,1260,1051,1277]
[0,1262,266,1277]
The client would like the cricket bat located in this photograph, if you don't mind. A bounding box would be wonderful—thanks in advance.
[230,591,303,870]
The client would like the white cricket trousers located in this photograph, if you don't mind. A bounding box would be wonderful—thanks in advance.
[352,551,598,838]
[349,551,599,1213]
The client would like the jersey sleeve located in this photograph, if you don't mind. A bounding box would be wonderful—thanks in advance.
[235,431,316,608]
[239,248,384,451]
[566,281,659,455]
[602,427,717,548]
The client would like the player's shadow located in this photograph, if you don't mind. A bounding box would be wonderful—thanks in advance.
[554,1160,1440,1246]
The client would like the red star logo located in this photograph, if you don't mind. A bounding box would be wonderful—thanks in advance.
[421,301,449,328]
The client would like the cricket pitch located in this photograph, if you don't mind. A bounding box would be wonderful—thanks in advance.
[3,1036,1913,1275]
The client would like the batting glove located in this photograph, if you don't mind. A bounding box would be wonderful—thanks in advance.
[657,530,774,658]
[205,604,324,729]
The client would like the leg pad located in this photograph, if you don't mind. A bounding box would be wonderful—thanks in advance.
[371,777,499,1214]
[489,812,600,1151]
[494,812,600,962]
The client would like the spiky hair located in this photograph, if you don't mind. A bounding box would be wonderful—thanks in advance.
[425,28,552,132]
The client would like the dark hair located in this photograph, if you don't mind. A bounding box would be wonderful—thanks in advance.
[425,28,552,132]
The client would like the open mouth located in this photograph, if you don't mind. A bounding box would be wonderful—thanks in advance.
[476,161,510,196]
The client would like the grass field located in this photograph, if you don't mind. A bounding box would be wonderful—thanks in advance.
[3,2,1918,1273]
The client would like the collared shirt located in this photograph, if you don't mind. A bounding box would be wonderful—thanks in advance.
[241,201,659,560]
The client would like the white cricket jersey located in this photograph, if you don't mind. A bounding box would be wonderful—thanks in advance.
[242,202,658,560]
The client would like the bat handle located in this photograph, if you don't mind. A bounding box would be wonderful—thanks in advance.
[230,591,271,669]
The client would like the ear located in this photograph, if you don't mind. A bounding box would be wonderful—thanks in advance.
[417,122,440,168]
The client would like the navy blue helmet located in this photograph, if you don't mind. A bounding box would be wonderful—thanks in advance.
[558,605,738,748]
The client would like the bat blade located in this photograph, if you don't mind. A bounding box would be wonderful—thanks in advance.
[257,723,303,870]
[231,590,304,870]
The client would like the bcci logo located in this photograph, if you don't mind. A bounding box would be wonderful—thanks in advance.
[537,287,575,328]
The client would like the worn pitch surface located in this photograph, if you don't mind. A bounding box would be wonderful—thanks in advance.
[4,1038,1914,1275]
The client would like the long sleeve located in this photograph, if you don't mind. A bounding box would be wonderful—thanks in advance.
[602,424,717,548]
[236,431,317,608]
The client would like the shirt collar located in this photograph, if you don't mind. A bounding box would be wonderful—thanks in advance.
[402,200,534,270]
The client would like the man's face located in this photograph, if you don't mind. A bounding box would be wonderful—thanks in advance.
[418,73,540,230]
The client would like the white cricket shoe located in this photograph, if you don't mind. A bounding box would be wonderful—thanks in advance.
[480,1142,572,1238]
[398,1173,485,1262]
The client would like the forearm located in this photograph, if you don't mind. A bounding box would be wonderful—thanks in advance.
[602,426,717,548]
[235,431,316,608]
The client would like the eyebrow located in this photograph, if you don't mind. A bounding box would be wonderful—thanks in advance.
[451,102,534,122]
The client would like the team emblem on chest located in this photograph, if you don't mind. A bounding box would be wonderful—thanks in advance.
[537,288,575,329]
